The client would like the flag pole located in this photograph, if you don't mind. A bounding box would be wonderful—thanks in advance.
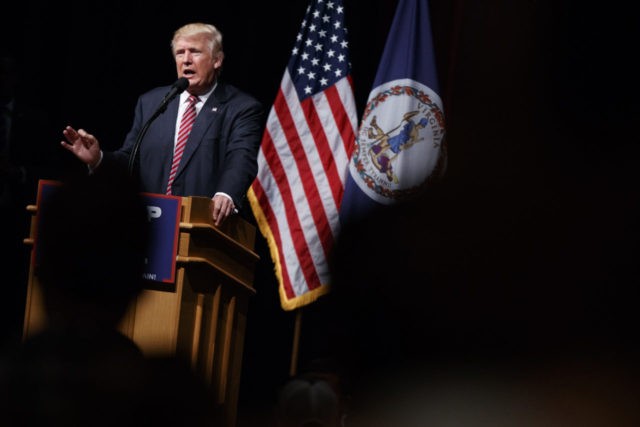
[289,308,303,376]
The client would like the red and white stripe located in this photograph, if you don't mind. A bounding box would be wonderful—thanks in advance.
[166,95,198,195]
[249,70,357,310]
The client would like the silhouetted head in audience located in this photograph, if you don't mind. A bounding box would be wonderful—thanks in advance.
[275,376,341,427]
[35,169,149,331]
[1,169,215,426]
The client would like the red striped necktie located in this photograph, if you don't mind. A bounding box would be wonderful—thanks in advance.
[166,94,199,195]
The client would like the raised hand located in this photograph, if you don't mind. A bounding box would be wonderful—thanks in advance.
[61,126,102,168]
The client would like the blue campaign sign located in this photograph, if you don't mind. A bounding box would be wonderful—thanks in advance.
[33,181,181,284]
[141,193,181,283]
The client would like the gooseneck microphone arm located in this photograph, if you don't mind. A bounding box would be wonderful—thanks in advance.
[127,77,190,176]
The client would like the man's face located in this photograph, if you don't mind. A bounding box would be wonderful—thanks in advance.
[173,34,222,95]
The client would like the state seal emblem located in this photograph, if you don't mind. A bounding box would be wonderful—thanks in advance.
[349,78,446,204]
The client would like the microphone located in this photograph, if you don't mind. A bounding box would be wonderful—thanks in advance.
[152,77,190,118]
[128,77,190,176]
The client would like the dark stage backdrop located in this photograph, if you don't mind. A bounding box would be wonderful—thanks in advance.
[2,0,638,421]
[0,0,454,399]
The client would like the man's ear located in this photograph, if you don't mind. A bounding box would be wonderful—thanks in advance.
[214,52,225,70]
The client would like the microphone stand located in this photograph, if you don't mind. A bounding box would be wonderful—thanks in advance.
[127,113,159,176]
[127,78,189,176]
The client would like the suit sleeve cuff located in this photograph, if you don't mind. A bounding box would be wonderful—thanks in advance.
[87,150,104,174]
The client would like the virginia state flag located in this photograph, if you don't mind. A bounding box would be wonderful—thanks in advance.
[340,0,446,225]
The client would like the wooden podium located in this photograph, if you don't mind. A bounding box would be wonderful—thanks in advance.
[23,189,259,427]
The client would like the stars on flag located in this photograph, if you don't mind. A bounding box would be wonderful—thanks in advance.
[288,0,351,99]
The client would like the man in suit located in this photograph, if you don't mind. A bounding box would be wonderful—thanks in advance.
[61,22,264,226]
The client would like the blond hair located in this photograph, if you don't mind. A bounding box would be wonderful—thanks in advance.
[171,23,223,57]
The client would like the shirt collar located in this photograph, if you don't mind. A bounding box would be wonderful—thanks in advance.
[180,81,217,104]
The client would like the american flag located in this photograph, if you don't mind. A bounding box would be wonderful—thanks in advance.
[248,0,357,310]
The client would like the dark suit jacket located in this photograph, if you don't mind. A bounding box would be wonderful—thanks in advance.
[103,81,264,212]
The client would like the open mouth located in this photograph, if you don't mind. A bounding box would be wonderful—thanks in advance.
[183,69,196,77]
